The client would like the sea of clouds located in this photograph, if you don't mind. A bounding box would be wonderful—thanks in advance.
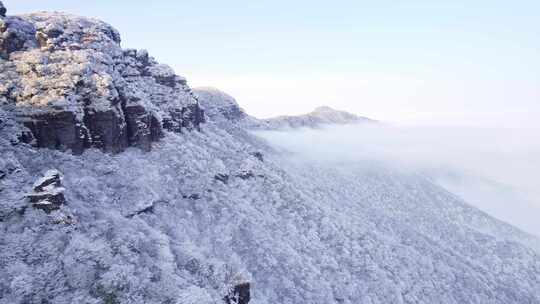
[256,123,540,237]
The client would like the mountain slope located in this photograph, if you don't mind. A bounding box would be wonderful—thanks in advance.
[1,5,540,304]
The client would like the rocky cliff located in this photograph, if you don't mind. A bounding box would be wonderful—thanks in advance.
[0,6,203,154]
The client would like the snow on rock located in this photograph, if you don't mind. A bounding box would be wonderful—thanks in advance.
[224,282,251,304]
[0,9,204,154]
[148,63,183,87]
[27,169,66,213]
[194,87,249,123]
[32,169,62,192]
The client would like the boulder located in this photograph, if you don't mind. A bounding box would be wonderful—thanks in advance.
[32,169,62,192]
[214,173,229,184]
[27,169,66,213]
[235,171,255,180]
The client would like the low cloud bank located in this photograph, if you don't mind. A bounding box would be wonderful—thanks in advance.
[256,124,540,236]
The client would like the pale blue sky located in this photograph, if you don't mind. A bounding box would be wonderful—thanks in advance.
[9,1,540,125]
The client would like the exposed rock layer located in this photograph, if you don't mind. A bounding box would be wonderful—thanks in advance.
[224,283,251,304]
[0,11,204,154]
[27,169,66,213]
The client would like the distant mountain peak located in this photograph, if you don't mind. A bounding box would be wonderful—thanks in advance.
[308,105,367,121]
[248,105,375,130]
[312,105,338,112]
[192,88,375,130]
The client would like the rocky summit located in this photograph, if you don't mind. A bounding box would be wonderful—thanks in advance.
[1,2,540,304]
[0,7,203,154]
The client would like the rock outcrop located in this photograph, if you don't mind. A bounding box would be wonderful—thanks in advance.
[224,282,250,304]
[214,173,230,184]
[27,169,66,212]
[0,7,204,154]
[0,2,6,18]
[194,87,248,123]
[250,152,263,162]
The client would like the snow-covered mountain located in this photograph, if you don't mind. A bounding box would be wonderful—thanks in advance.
[1,3,540,304]
[193,87,373,130]
[248,105,375,130]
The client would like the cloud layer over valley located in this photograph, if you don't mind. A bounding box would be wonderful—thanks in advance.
[256,123,540,236]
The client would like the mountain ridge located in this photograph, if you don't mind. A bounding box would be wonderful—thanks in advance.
[193,87,375,130]
[1,3,540,304]
[253,105,375,129]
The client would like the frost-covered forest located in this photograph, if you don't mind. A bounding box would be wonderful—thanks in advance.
[1,2,540,304]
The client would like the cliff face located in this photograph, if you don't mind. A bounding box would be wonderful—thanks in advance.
[0,10,203,154]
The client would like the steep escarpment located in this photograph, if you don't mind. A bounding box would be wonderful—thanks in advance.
[0,10,203,154]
